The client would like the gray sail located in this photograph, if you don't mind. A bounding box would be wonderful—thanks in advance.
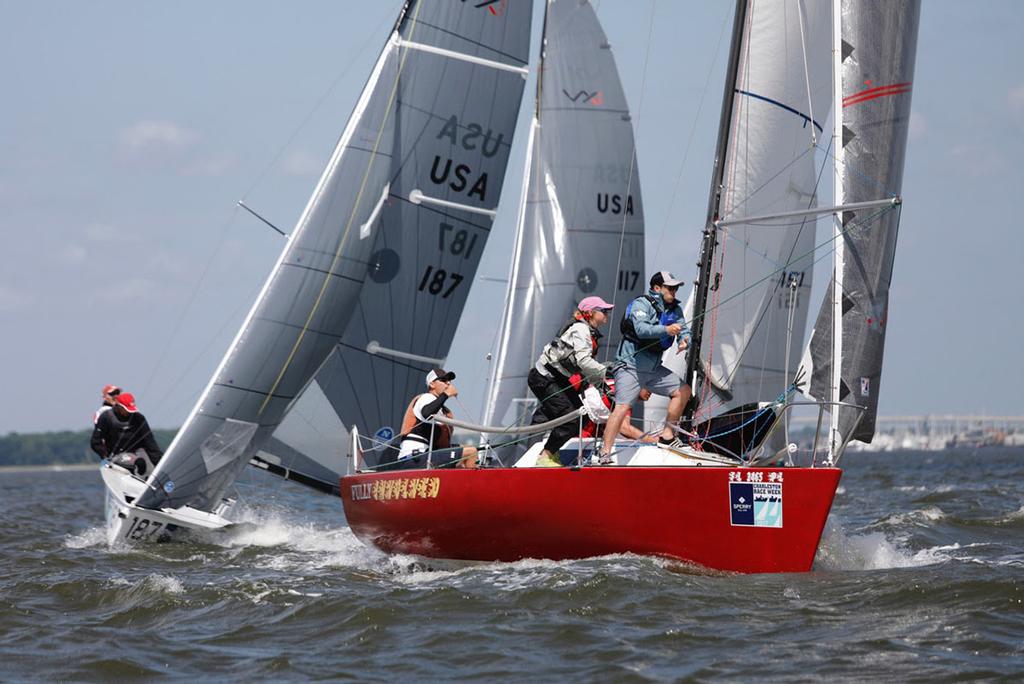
[800,0,920,444]
[139,0,532,508]
[482,0,644,429]
[684,0,831,431]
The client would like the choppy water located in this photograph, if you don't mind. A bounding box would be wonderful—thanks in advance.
[2,449,1022,681]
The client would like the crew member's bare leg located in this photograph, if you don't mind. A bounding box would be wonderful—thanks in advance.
[602,403,631,456]
[659,384,692,442]
[459,445,479,468]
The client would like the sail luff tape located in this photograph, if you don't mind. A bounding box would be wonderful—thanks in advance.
[366,340,446,366]
[360,183,391,239]
[715,197,900,228]
[394,37,529,76]
[408,189,498,217]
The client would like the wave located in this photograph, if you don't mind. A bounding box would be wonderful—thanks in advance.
[995,505,1024,525]
[814,517,950,570]
[868,505,947,530]
[108,573,186,595]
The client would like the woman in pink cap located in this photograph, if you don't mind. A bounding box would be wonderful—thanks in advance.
[527,295,614,467]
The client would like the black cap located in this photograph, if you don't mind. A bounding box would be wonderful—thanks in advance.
[426,368,456,386]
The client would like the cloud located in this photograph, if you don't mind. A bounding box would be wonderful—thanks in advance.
[93,276,159,306]
[0,285,33,312]
[182,155,234,177]
[282,149,324,177]
[908,110,927,141]
[58,243,88,265]
[117,120,200,164]
[950,144,1004,178]
[1009,84,1024,120]
[119,120,199,151]
[84,223,120,242]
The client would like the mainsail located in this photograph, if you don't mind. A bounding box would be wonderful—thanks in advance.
[800,0,920,446]
[483,0,644,428]
[139,1,532,508]
[681,0,833,431]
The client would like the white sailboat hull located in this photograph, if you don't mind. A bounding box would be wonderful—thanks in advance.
[101,464,234,544]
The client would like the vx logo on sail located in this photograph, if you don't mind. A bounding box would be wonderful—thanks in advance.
[463,0,507,16]
[563,89,604,106]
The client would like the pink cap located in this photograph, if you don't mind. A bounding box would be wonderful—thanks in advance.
[578,296,615,312]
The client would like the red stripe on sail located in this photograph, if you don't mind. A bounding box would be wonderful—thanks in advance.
[843,83,912,108]
[843,82,912,101]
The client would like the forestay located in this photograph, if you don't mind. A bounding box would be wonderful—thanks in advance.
[140,0,532,508]
[483,0,644,428]
[800,0,920,445]
[685,0,832,428]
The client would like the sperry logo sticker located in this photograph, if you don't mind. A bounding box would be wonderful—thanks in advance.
[729,478,783,528]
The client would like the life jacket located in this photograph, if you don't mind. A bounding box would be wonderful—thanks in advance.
[657,307,683,350]
[400,395,452,449]
[541,320,600,378]
[619,294,660,344]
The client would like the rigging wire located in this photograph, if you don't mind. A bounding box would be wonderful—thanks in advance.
[138,7,395,419]
[140,210,243,407]
[607,0,657,364]
[796,0,818,147]
[651,7,732,261]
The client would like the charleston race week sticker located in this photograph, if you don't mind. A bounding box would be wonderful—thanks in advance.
[729,472,783,528]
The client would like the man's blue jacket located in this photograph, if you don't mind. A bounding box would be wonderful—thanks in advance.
[616,289,686,372]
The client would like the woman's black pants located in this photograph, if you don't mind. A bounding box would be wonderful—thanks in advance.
[527,367,583,454]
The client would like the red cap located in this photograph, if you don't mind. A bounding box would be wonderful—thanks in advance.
[102,384,121,396]
[116,393,138,413]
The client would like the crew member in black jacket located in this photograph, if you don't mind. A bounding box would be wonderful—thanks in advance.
[90,392,163,476]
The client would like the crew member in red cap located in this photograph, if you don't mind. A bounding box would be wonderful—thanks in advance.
[528,295,614,467]
[92,384,121,425]
[381,368,478,470]
[90,392,164,477]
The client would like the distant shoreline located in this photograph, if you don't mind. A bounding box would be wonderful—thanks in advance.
[0,464,95,473]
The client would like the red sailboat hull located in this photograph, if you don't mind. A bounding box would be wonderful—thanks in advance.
[339,466,841,574]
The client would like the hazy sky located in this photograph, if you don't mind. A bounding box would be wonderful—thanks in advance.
[2,1,1022,434]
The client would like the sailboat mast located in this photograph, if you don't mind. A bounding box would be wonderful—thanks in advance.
[683,0,750,414]
[828,0,845,462]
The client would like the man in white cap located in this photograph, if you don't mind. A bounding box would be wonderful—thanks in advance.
[386,368,478,470]
[528,295,614,466]
[602,271,691,459]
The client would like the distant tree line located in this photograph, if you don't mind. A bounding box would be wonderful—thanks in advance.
[0,429,177,466]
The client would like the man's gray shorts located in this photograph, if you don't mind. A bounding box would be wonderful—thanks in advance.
[614,365,682,406]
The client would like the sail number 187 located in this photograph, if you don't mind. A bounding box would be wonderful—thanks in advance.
[419,266,463,298]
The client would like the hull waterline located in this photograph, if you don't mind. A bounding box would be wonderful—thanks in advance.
[340,466,841,574]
